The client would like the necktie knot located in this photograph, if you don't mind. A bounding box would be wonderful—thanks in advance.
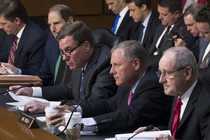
[174,98,182,111]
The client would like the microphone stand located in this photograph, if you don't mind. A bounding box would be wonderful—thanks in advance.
[56,95,89,136]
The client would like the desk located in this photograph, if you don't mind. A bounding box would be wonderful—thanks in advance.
[0,75,42,87]
[0,107,60,140]
[0,94,114,140]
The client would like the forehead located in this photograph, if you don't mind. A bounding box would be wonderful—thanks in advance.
[105,0,116,4]
[158,5,170,14]
[184,14,194,22]
[159,52,176,69]
[111,48,125,61]
[59,36,75,49]
[48,11,63,21]
[127,2,138,9]
[196,22,210,31]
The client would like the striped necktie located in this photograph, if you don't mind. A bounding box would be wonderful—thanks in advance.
[54,55,61,82]
[8,36,18,65]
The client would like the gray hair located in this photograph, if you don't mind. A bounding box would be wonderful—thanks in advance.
[184,3,205,18]
[164,47,199,76]
[111,40,149,68]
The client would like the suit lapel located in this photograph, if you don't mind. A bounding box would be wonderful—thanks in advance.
[117,11,130,33]
[177,81,202,130]
[14,23,30,64]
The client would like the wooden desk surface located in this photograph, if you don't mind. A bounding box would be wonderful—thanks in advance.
[0,107,60,140]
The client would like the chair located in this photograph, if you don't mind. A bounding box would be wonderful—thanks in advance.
[92,28,122,48]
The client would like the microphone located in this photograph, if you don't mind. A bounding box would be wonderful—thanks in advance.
[56,94,90,136]
[128,124,154,140]
[0,83,34,95]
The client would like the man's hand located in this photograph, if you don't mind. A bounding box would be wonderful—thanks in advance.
[9,86,33,96]
[0,63,19,74]
[47,112,65,128]
[24,100,50,113]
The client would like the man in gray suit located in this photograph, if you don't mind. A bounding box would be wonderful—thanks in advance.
[10,21,117,113]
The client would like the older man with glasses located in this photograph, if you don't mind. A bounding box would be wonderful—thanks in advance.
[135,47,210,140]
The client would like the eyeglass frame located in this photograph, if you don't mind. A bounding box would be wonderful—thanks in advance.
[59,41,85,57]
[156,67,187,78]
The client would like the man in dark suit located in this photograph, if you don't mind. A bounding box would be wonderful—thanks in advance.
[0,29,14,62]
[11,21,117,113]
[146,47,210,140]
[195,6,210,86]
[105,0,138,40]
[125,0,161,52]
[38,4,74,86]
[47,40,173,133]
[148,0,196,70]
[0,0,46,75]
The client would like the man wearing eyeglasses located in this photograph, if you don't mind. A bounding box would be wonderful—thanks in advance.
[136,47,210,140]
[9,21,118,113]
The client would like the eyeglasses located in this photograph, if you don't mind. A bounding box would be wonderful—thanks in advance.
[59,46,79,57]
[156,67,186,78]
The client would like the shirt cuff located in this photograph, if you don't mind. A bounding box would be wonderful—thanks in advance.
[82,117,98,132]
[32,87,42,97]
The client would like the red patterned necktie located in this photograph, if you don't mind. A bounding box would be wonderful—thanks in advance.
[127,89,133,105]
[8,37,18,65]
[172,98,182,138]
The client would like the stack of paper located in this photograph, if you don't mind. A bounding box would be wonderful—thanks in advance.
[105,130,171,140]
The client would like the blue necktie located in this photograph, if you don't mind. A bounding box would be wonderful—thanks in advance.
[112,14,120,34]
[138,24,144,43]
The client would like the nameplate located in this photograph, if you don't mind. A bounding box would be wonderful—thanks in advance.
[18,113,39,129]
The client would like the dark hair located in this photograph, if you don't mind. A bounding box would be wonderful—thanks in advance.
[49,4,74,22]
[0,0,28,23]
[111,40,149,69]
[56,21,96,47]
[125,0,151,9]
[195,6,210,27]
[184,3,204,18]
[158,0,182,13]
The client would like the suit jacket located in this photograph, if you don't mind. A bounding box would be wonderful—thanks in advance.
[41,45,117,104]
[13,21,47,74]
[148,16,196,70]
[131,12,161,53]
[115,11,138,41]
[204,118,210,140]
[81,67,173,133]
[0,29,15,62]
[38,34,60,86]
[197,39,210,86]
[168,80,210,140]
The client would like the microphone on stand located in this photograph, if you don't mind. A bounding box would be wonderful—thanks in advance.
[0,83,34,95]
[56,94,90,136]
[128,124,154,140]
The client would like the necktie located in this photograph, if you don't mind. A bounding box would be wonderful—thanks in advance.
[138,24,145,43]
[54,55,61,82]
[8,36,18,65]
[111,14,120,34]
[127,89,133,105]
[158,26,171,48]
[200,50,210,69]
[172,98,182,138]
[154,26,171,55]
[79,69,85,98]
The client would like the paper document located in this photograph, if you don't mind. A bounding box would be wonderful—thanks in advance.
[8,92,49,106]
[110,130,171,140]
